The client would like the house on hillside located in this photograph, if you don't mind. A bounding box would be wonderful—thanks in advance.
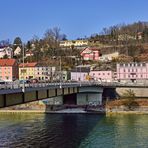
[25,50,34,57]
[0,46,13,58]
[80,47,100,61]
[60,40,88,48]
[99,52,119,62]
[14,46,22,56]
[0,59,18,81]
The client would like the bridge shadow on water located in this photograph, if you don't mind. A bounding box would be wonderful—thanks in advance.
[42,114,104,148]
[0,113,105,148]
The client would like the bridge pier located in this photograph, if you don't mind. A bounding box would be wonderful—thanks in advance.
[77,93,102,105]
[77,86,103,105]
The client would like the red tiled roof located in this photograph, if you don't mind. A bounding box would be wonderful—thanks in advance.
[0,59,16,66]
[19,62,37,67]
[26,51,33,54]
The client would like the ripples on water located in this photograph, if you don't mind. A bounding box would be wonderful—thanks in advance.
[0,114,147,148]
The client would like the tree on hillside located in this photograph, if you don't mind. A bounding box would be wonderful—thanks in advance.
[13,37,22,49]
[26,41,31,50]
[44,27,66,50]
[13,37,22,45]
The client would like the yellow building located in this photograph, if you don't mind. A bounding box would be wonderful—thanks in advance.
[19,62,37,80]
[60,40,88,48]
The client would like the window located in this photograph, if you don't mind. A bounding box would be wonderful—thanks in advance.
[108,73,110,75]
[143,63,146,66]
[5,76,9,80]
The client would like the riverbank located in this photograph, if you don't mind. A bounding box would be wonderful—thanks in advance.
[0,108,106,114]
[106,111,148,115]
[106,99,148,114]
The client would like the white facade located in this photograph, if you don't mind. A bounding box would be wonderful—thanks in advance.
[60,40,88,47]
[99,52,119,61]
[0,47,13,58]
[35,66,56,81]
[14,46,21,56]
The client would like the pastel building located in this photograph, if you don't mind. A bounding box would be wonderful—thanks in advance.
[117,63,148,82]
[19,62,37,80]
[80,47,100,61]
[71,66,91,81]
[19,62,56,81]
[0,59,18,81]
[60,40,88,48]
[89,70,113,82]
[35,66,56,81]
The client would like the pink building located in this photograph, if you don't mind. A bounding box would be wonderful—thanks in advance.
[0,59,18,81]
[89,70,113,82]
[80,47,100,61]
[117,63,148,82]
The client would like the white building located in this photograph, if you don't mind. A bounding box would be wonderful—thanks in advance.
[99,52,119,61]
[60,40,88,48]
[14,46,22,56]
[0,46,13,58]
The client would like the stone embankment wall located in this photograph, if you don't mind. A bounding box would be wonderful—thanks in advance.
[106,99,148,114]
[116,87,148,98]
[106,105,148,112]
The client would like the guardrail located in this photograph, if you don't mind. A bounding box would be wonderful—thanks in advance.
[0,81,147,90]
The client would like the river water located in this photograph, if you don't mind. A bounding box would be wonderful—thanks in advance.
[0,113,147,148]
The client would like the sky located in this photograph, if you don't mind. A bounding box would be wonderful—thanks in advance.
[0,0,148,43]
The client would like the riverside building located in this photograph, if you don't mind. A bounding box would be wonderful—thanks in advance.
[117,62,148,83]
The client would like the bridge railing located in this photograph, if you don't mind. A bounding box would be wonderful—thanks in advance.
[0,81,147,91]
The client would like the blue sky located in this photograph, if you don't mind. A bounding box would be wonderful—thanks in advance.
[0,0,148,42]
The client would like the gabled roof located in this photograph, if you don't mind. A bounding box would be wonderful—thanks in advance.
[0,59,17,66]
[26,51,34,54]
[81,47,100,54]
[19,62,38,67]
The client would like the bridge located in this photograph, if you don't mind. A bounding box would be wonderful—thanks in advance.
[0,82,148,108]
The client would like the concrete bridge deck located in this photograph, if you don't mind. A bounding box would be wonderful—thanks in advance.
[0,82,147,108]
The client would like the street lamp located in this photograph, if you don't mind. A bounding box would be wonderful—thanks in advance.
[53,56,62,89]
[13,43,25,92]
[59,56,62,89]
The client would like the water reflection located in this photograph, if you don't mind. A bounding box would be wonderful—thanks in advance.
[79,114,148,148]
[0,114,103,148]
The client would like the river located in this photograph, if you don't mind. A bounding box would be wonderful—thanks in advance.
[0,113,147,148]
